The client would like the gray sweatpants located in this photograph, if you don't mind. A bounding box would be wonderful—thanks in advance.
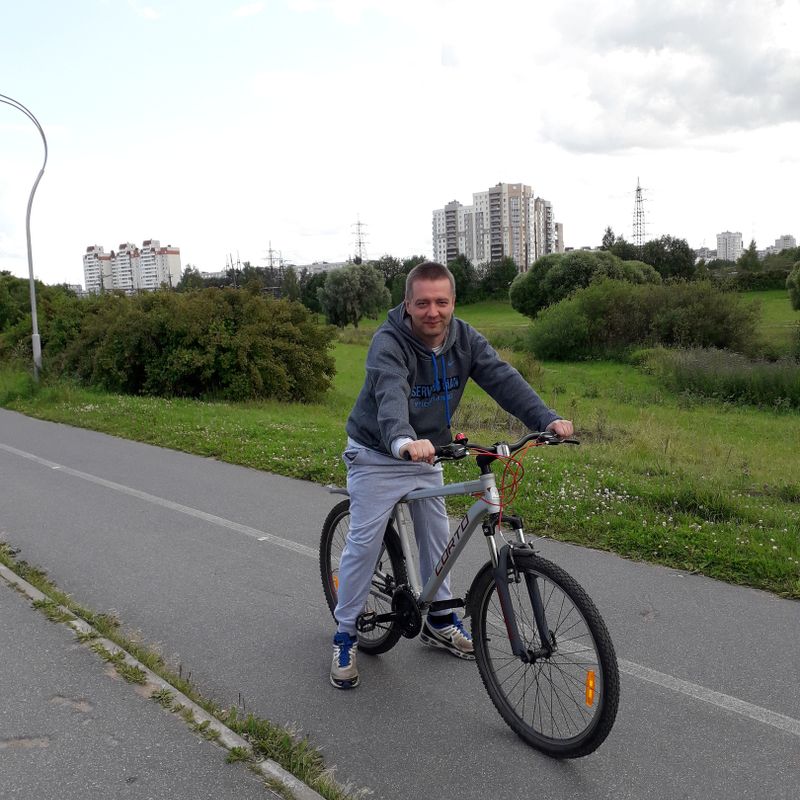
[334,442,453,635]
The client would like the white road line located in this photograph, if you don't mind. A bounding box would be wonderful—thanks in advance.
[0,442,317,560]
[3,440,800,739]
[618,659,800,737]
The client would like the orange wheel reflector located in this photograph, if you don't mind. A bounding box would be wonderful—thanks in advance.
[333,575,339,592]
[586,670,596,707]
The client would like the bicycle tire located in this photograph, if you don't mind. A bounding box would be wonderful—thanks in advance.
[319,499,407,655]
[470,552,619,757]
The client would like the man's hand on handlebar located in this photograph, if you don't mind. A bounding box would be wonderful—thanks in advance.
[546,419,574,439]
[399,439,437,464]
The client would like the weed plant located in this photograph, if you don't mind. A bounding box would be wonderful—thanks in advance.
[637,347,800,409]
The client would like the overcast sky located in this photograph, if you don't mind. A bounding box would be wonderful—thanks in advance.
[1,0,798,287]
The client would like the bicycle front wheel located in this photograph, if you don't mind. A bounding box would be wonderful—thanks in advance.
[470,552,619,758]
[319,499,407,655]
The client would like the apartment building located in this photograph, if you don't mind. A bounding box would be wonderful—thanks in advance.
[432,182,559,271]
[83,239,182,293]
[111,242,139,293]
[138,239,182,290]
[82,245,113,294]
[716,231,743,262]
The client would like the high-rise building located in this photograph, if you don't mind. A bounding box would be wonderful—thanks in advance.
[111,242,139,293]
[716,231,743,262]
[432,182,559,272]
[138,239,182,290]
[532,198,555,261]
[82,245,113,294]
[432,201,470,265]
[82,239,182,294]
[555,222,565,254]
[774,234,796,252]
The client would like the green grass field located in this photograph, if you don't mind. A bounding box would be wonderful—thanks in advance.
[741,289,800,354]
[2,292,798,597]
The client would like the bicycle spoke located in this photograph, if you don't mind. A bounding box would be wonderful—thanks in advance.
[479,563,607,745]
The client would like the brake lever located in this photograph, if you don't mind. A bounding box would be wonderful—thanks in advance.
[435,443,469,463]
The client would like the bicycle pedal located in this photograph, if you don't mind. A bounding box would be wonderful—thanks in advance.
[356,611,377,633]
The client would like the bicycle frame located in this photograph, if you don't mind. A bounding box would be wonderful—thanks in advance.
[390,466,553,663]
[395,470,505,604]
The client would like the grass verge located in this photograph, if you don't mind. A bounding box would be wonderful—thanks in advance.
[2,321,799,598]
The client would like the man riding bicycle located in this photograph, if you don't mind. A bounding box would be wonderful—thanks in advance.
[331,261,573,689]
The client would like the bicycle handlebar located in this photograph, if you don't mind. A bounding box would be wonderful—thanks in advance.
[402,431,579,463]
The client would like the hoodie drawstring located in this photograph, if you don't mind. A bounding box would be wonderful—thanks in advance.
[441,355,452,431]
[431,353,452,432]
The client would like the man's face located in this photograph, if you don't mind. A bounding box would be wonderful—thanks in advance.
[405,277,455,348]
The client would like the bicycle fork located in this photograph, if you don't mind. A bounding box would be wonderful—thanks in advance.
[490,525,554,664]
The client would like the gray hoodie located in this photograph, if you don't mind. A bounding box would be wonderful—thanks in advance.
[346,303,560,454]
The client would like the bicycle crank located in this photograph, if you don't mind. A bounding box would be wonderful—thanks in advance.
[355,586,422,638]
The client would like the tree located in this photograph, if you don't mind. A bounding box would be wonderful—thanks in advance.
[640,235,696,280]
[388,255,428,304]
[509,250,660,319]
[762,246,800,272]
[318,262,390,328]
[175,266,205,292]
[280,266,300,301]
[299,270,327,313]
[447,254,480,304]
[737,239,761,272]
[787,262,800,311]
[609,236,638,261]
[481,257,520,299]
[706,258,736,271]
[370,255,403,290]
[353,262,391,321]
[601,227,616,250]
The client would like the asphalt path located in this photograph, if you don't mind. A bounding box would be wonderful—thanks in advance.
[1,408,798,799]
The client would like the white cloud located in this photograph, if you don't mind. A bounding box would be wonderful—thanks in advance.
[2,0,798,283]
[540,0,800,152]
[127,0,161,21]
[233,2,265,17]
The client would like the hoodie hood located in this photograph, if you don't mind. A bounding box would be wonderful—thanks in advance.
[345,303,560,455]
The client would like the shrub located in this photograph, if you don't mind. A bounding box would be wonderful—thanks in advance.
[715,269,792,292]
[60,290,336,401]
[787,263,800,311]
[509,254,561,318]
[527,280,760,360]
[510,251,660,319]
[526,299,590,360]
[0,274,85,365]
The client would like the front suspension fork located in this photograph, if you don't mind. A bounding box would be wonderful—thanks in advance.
[492,541,554,664]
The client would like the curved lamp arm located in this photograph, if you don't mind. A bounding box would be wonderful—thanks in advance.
[0,93,48,380]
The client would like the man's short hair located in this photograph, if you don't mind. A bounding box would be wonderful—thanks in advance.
[405,261,456,301]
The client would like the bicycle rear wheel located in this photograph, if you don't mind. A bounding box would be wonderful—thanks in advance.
[319,499,407,655]
[470,552,619,757]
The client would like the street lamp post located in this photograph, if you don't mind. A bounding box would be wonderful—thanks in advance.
[0,93,48,381]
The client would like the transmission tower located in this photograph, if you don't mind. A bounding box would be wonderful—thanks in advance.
[632,178,647,252]
[352,216,368,263]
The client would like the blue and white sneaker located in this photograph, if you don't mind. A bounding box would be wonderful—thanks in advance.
[330,632,359,689]
[420,613,475,660]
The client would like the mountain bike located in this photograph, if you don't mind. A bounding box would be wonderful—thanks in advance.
[319,431,619,758]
